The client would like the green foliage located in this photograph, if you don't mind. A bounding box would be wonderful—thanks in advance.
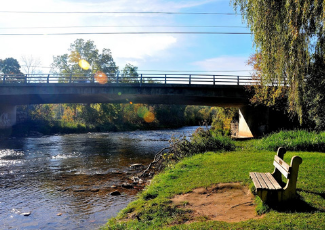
[167,127,235,162]
[255,130,325,152]
[80,104,101,124]
[232,0,325,123]
[120,63,139,83]
[211,107,238,135]
[0,57,22,74]
[184,106,218,126]
[305,57,325,130]
[154,104,187,128]
[0,57,25,83]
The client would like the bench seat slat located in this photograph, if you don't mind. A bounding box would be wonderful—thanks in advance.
[250,172,268,189]
[249,172,263,189]
[255,172,268,189]
[260,173,276,190]
[265,172,282,190]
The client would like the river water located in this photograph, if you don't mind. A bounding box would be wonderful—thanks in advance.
[0,126,199,230]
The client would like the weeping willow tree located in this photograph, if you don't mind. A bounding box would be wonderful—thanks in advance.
[232,0,325,124]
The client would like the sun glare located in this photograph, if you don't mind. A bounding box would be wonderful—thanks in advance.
[78,59,90,70]
[95,71,108,84]
[143,111,155,123]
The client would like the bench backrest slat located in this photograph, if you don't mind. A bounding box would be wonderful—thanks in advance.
[273,155,290,178]
[274,155,290,171]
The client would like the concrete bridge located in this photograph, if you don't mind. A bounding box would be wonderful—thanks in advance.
[0,73,265,137]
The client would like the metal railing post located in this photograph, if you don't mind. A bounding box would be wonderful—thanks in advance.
[237,76,239,85]
[47,74,50,83]
[165,74,167,84]
[140,74,143,86]
[213,75,215,86]
[189,74,191,85]
[116,73,119,84]
[69,73,72,83]
[3,75,5,84]
[25,74,28,83]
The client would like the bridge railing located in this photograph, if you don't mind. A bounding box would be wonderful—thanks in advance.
[0,73,258,86]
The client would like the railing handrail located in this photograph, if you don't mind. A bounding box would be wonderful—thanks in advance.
[0,73,258,86]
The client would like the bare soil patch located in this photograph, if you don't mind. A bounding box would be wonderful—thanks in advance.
[171,183,263,223]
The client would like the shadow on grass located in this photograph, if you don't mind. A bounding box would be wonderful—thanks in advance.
[267,190,325,213]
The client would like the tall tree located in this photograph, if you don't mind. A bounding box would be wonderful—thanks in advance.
[232,1,325,123]
[51,39,118,82]
[121,63,139,83]
[21,55,42,75]
[0,57,22,74]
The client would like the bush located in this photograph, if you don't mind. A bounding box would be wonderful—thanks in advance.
[256,130,325,152]
[169,127,235,161]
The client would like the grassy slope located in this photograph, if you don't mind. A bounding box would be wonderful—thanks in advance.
[103,143,325,230]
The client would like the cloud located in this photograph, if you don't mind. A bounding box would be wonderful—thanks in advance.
[1,0,204,68]
[192,56,252,75]
[101,35,177,59]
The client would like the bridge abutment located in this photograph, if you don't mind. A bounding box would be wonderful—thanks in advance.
[238,105,269,138]
[0,105,17,129]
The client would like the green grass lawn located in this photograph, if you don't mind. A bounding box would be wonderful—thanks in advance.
[102,140,325,230]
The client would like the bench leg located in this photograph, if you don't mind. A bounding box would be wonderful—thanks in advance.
[257,189,268,202]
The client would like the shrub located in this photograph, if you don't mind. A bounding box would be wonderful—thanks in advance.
[256,130,325,152]
[169,127,235,161]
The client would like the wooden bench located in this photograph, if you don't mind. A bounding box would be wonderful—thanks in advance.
[249,147,302,202]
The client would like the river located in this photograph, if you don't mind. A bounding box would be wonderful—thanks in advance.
[0,126,199,230]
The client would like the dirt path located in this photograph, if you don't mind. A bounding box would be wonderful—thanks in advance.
[171,183,263,223]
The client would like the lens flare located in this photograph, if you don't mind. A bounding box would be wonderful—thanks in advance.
[137,106,149,118]
[143,111,155,123]
[130,101,133,105]
[79,59,90,70]
[118,92,122,96]
[95,71,108,84]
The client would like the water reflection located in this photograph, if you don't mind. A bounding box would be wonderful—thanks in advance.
[0,127,198,229]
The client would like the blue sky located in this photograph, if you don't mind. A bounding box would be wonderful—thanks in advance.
[0,0,254,76]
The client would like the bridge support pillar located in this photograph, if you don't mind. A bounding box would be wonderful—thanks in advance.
[0,105,17,130]
[238,105,269,138]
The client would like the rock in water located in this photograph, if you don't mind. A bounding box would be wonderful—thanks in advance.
[121,183,133,189]
[22,212,31,216]
[110,191,121,196]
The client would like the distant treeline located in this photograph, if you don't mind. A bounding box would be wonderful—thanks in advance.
[11,103,237,136]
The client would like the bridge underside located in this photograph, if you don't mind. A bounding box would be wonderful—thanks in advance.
[0,83,270,137]
[0,83,248,107]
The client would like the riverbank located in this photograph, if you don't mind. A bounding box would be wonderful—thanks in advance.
[103,139,325,229]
